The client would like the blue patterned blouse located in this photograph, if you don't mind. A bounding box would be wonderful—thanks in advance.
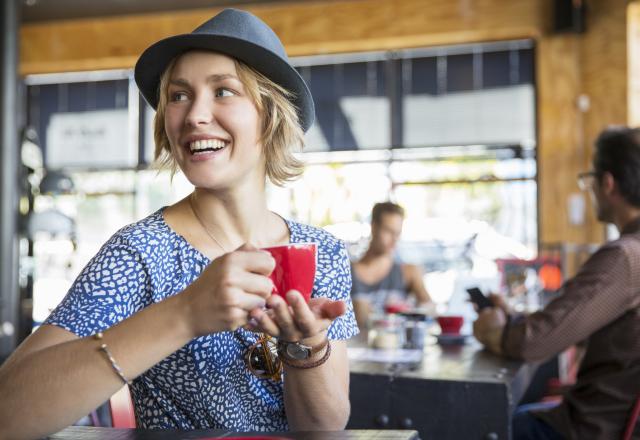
[45,208,358,431]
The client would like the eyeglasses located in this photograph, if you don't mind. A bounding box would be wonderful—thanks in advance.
[244,333,282,381]
[577,171,597,191]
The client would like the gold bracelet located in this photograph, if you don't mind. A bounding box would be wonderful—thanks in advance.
[94,332,132,385]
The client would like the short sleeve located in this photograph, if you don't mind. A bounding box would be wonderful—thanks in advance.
[44,238,151,337]
[314,240,359,341]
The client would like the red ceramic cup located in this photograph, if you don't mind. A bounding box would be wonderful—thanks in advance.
[262,243,317,303]
[437,315,464,335]
[384,302,411,314]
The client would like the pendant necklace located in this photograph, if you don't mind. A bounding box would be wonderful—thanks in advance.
[189,193,228,253]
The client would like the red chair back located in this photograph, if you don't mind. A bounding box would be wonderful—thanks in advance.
[109,384,136,428]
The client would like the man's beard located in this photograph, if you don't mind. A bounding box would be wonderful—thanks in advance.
[596,201,613,223]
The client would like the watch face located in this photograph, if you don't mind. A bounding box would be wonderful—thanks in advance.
[285,343,310,360]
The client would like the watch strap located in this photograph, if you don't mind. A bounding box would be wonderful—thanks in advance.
[278,339,331,369]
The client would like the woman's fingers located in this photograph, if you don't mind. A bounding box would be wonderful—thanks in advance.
[236,291,268,311]
[309,297,347,320]
[266,294,299,339]
[224,247,275,277]
[317,299,347,320]
[231,272,273,299]
[250,308,280,336]
[260,292,347,341]
[287,291,320,335]
[188,244,279,335]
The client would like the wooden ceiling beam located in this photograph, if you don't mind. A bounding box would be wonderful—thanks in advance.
[20,0,546,75]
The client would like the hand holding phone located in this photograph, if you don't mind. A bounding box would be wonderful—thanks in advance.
[466,287,494,311]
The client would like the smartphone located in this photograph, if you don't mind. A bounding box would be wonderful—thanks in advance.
[466,287,494,311]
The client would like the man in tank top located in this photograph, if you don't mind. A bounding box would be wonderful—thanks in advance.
[351,202,434,330]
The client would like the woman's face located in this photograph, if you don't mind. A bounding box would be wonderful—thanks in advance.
[164,50,264,190]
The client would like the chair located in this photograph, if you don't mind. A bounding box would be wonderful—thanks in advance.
[109,384,136,428]
[622,395,640,440]
[539,345,580,403]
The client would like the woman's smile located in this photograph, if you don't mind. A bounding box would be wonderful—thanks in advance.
[183,137,230,161]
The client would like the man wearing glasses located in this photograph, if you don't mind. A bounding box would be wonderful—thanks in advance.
[474,126,640,440]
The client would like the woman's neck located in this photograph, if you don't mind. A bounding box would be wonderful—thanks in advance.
[190,185,277,250]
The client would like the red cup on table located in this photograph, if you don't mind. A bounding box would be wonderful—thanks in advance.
[261,243,317,303]
[384,302,411,314]
[437,315,464,335]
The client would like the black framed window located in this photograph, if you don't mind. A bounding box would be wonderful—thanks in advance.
[294,41,535,153]
[26,72,136,170]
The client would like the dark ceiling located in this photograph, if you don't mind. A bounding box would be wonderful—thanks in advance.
[20,0,280,23]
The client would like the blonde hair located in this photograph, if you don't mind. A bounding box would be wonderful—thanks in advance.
[153,54,306,186]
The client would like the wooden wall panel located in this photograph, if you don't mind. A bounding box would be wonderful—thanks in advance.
[537,0,628,247]
[19,0,632,249]
[536,35,583,245]
[20,9,217,74]
[580,0,628,243]
[628,2,640,127]
[20,0,547,75]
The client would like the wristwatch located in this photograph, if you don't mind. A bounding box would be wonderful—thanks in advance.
[277,339,328,361]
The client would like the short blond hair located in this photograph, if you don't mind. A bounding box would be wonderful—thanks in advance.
[153,54,306,186]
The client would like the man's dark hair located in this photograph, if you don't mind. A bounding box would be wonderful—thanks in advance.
[371,202,405,225]
[593,126,640,207]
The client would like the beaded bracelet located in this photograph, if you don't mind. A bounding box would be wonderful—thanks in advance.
[94,332,132,385]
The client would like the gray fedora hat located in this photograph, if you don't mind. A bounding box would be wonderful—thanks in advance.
[134,8,315,132]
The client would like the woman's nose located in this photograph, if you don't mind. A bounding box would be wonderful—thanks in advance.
[185,95,214,127]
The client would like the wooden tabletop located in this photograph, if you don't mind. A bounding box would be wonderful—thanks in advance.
[349,329,535,392]
[346,329,538,439]
[47,426,420,440]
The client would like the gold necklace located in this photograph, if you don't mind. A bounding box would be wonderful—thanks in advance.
[188,194,228,253]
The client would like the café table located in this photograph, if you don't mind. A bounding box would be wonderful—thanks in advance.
[47,426,420,440]
[346,332,538,440]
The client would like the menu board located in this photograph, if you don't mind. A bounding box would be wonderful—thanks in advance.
[46,109,135,169]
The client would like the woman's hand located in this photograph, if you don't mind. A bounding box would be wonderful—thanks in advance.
[181,243,276,338]
[248,290,346,343]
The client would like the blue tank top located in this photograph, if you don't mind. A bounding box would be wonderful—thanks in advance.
[351,262,407,313]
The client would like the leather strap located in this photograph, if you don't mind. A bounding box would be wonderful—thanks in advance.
[280,340,331,369]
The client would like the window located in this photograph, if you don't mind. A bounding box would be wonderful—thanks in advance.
[24,39,538,324]
[26,71,138,169]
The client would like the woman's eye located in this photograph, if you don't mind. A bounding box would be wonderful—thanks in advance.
[215,88,235,98]
[170,92,188,102]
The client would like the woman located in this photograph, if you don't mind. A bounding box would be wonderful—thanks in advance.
[0,9,357,438]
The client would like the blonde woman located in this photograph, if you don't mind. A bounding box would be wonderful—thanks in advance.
[0,9,357,438]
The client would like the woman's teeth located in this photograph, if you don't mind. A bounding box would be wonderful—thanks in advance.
[189,139,226,154]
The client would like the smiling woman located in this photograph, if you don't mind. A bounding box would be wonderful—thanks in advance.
[0,8,358,439]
